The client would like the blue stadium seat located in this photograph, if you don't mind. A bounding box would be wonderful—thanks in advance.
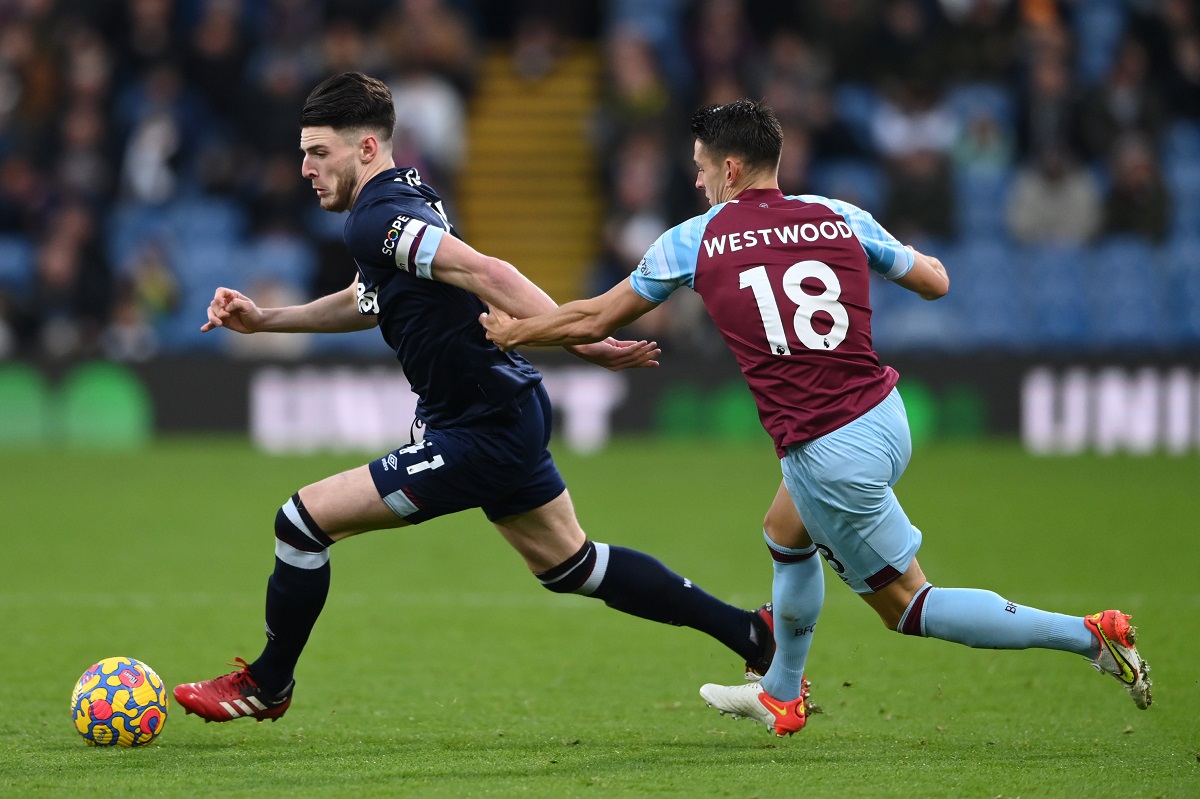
[1162,120,1200,165]
[871,275,965,353]
[1073,0,1127,86]
[305,205,348,242]
[1021,244,1090,349]
[171,240,241,288]
[944,240,1026,350]
[954,169,1012,241]
[1170,197,1200,238]
[156,287,225,352]
[159,240,241,352]
[809,159,885,216]
[1162,236,1200,344]
[0,235,35,298]
[106,203,170,274]
[1165,163,1200,238]
[165,197,247,247]
[1087,237,1168,349]
[1165,162,1200,198]
[239,234,317,290]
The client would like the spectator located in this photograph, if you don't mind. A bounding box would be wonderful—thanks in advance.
[759,31,865,162]
[881,148,956,241]
[382,0,477,95]
[871,77,958,159]
[116,62,199,204]
[183,0,251,126]
[873,77,957,240]
[604,0,690,96]
[938,0,1018,84]
[31,200,111,358]
[1014,53,1085,163]
[686,0,756,93]
[1077,36,1167,163]
[1130,0,1200,120]
[0,155,50,235]
[1006,147,1102,245]
[1100,133,1172,243]
[870,0,944,87]
[952,104,1015,176]
[114,0,181,80]
[1162,31,1200,120]
[589,131,670,300]
[798,0,879,84]
[776,123,813,196]
[388,68,468,194]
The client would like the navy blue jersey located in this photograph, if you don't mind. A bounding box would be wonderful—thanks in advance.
[344,167,541,427]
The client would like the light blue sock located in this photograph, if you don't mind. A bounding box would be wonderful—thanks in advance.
[761,532,824,702]
[908,586,1097,656]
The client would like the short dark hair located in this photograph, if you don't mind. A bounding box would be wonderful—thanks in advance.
[300,72,395,140]
[690,99,783,174]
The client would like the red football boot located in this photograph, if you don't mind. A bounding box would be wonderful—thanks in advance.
[174,658,293,723]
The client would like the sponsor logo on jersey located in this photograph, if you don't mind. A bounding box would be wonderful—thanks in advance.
[637,257,650,276]
[357,279,380,314]
[396,167,422,187]
[382,215,411,256]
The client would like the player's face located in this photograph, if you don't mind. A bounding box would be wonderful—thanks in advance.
[693,140,725,207]
[300,127,360,212]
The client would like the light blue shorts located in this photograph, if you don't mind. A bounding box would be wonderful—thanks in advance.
[781,387,922,594]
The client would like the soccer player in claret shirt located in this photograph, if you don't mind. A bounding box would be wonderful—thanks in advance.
[172,73,779,724]
[482,99,1152,738]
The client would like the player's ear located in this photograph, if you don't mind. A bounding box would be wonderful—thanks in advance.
[359,132,381,163]
[724,157,740,187]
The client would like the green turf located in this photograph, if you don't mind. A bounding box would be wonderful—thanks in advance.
[2,438,1197,798]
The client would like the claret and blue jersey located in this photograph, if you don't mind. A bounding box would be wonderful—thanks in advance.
[629,189,916,456]
[343,167,541,428]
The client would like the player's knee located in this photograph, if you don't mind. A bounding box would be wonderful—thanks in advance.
[274,493,335,569]
[763,509,809,550]
[535,539,606,595]
[881,609,906,632]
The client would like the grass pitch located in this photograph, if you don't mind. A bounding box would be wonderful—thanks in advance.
[1,437,1197,798]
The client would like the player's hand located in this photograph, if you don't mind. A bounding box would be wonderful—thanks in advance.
[201,287,264,334]
[479,308,518,350]
[567,338,660,371]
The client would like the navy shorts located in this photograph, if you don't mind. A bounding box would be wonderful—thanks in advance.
[368,384,567,523]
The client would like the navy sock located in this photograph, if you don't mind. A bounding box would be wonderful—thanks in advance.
[250,559,330,695]
[547,542,758,662]
[250,495,333,695]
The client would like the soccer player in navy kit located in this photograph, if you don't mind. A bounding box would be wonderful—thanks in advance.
[482,99,1152,737]
[173,73,777,723]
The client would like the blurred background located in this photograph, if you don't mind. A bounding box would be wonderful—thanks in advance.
[0,0,1198,455]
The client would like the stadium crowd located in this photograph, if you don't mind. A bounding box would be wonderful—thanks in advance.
[0,0,1198,360]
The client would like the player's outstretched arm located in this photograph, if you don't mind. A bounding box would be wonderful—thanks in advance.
[200,280,378,334]
[432,234,659,368]
[894,247,949,300]
[482,278,657,351]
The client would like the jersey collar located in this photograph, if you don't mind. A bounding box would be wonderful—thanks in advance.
[733,187,786,204]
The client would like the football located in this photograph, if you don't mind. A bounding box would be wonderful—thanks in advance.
[70,657,168,747]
